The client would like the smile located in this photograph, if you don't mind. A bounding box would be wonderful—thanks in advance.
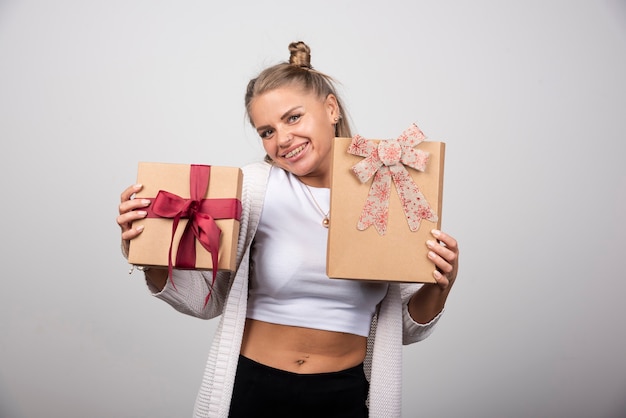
[284,143,307,159]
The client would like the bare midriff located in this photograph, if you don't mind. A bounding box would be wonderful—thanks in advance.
[240,318,367,374]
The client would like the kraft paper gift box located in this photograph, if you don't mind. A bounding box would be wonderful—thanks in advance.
[128,162,243,277]
[327,124,445,283]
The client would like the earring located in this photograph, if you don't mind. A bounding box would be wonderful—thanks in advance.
[334,115,341,123]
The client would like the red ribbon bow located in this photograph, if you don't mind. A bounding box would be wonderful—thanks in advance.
[348,124,438,235]
[145,164,242,302]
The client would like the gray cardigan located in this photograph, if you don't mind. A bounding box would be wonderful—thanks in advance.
[150,161,442,417]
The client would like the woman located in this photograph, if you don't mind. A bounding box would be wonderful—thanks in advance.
[117,41,459,418]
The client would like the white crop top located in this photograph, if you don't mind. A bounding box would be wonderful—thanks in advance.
[246,167,388,337]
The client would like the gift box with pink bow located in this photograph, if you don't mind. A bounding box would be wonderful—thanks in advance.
[327,124,445,283]
[128,162,243,281]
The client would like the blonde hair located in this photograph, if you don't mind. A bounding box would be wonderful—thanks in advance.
[245,41,351,139]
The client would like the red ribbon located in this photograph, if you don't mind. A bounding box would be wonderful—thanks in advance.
[144,164,242,302]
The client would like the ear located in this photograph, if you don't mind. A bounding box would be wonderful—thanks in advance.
[324,93,340,124]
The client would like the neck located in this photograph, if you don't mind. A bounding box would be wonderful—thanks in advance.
[297,174,330,189]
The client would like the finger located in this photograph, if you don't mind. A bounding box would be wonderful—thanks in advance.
[117,209,148,230]
[117,183,150,230]
[426,239,456,266]
[431,229,458,252]
[121,223,145,241]
[427,247,454,275]
[118,183,151,217]
[426,239,456,273]
[430,229,459,272]
[432,269,450,290]
[428,231,460,289]
[118,197,152,219]
[120,183,143,203]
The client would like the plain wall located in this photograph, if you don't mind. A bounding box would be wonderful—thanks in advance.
[1,1,625,417]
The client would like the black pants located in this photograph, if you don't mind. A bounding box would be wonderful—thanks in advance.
[228,355,369,418]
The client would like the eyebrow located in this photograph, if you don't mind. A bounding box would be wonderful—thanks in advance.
[255,106,304,133]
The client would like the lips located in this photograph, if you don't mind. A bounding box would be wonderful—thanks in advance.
[283,143,307,159]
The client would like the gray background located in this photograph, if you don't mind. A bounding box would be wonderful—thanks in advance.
[1,1,625,417]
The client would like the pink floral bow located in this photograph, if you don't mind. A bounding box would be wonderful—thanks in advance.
[348,123,438,235]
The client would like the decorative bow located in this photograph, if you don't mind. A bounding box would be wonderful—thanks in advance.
[348,123,438,235]
[146,164,242,303]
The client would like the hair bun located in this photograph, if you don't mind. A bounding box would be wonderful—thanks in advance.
[288,41,312,69]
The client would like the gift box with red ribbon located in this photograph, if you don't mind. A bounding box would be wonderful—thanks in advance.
[327,124,445,283]
[128,162,243,281]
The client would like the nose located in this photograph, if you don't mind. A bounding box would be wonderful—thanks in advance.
[277,128,294,146]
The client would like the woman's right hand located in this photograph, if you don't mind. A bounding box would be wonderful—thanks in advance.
[117,183,150,258]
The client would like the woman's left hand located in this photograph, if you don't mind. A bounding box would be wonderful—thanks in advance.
[426,229,459,290]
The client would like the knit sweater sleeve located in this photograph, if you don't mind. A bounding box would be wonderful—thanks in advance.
[400,283,444,345]
[148,269,232,319]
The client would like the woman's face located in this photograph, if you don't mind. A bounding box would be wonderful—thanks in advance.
[249,86,339,188]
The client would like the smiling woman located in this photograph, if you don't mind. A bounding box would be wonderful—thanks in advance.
[116,40,460,418]
[247,87,338,188]
[245,42,353,187]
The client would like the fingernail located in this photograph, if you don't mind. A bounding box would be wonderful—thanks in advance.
[134,184,143,189]
[431,229,441,238]
[136,225,144,232]
[426,240,435,249]
[428,251,436,259]
[141,199,151,205]
[433,270,442,280]
[137,211,147,217]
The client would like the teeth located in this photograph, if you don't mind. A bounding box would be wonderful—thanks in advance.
[285,144,306,158]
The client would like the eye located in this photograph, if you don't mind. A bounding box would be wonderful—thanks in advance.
[259,129,274,139]
[287,114,301,123]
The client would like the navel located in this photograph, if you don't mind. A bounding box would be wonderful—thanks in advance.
[295,354,310,366]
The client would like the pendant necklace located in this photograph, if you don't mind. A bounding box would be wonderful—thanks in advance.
[304,184,330,228]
